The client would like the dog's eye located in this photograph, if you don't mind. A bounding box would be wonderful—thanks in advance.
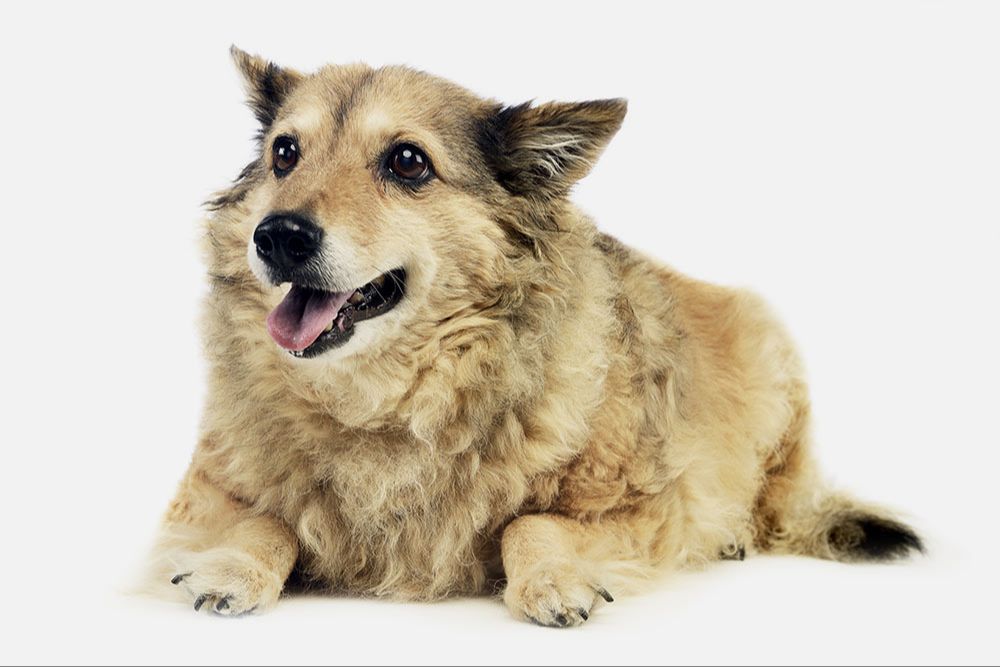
[272,136,299,177]
[388,144,431,182]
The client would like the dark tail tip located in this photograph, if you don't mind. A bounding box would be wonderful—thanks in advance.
[827,513,925,562]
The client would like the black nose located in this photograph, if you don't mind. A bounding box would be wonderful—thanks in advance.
[253,214,323,271]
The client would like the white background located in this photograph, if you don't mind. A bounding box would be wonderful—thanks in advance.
[1,1,998,665]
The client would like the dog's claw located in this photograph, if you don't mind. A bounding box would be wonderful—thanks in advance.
[194,595,208,612]
[578,608,590,621]
[171,573,190,585]
[554,613,569,627]
[720,544,747,561]
[595,586,614,603]
[216,597,230,612]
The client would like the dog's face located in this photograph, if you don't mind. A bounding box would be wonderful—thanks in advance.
[218,49,626,363]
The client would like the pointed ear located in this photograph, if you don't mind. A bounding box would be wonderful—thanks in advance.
[478,98,627,199]
[230,46,303,127]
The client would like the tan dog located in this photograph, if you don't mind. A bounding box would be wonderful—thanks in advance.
[151,48,922,626]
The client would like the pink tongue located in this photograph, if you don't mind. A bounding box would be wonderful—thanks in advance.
[266,286,353,352]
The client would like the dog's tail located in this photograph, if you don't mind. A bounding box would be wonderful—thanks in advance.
[759,488,924,562]
[754,401,924,562]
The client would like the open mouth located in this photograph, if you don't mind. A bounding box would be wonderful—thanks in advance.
[265,268,407,358]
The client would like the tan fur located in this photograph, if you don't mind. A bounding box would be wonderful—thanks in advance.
[149,50,920,624]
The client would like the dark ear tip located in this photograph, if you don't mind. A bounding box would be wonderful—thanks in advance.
[229,44,251,65]
[601,97,629,123]
[570,98,628,133]
[582,98,628,139]
[230,45,264,81]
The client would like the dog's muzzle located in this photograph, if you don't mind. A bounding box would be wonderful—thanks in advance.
[250,213,408,359]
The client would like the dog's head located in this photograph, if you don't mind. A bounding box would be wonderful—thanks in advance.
[215,48,625,363]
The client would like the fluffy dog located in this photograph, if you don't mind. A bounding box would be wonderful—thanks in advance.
[151,48,922,625]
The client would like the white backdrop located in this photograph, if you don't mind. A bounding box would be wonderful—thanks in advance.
[0,1,997,665]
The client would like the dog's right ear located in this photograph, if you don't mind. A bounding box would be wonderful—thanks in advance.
[230,46,303,128]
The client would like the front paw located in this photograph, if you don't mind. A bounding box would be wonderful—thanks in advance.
[503,563,613,628]
[169,548,284,616]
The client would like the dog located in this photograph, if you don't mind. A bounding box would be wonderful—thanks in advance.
[150,47,923,626]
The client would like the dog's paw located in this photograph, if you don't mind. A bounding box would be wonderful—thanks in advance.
[169,548,284,616]
[503,564,613,628]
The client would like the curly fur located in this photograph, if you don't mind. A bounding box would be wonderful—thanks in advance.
[148,49,922,625]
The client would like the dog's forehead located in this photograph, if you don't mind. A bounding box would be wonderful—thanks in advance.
[284,65,485,139]
[281,98,329,135]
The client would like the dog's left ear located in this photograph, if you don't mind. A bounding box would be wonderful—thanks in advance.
[230,46,303,128]
[478,98,627,199]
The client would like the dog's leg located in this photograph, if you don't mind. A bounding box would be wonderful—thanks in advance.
[154,469,298,616]
[501,513,650,628]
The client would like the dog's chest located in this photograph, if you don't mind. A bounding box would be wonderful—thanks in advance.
[255,430,505,598]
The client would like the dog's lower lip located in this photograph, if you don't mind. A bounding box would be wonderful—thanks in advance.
[287,268,407,359]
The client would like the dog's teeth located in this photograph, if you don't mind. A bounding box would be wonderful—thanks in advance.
[348,291,364,306]
[324,321,335,333]
[372,274,386,288]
